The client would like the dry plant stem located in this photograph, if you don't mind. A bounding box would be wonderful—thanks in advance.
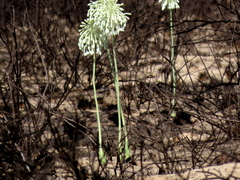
[238,65,240,117]
[92,54,106,164]
[2,113,31,172]
[29,25,49,98]
[170,9,176,118]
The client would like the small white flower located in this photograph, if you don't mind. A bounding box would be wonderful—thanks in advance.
[88,0,130,36]
[78,18,105,56]
[158,0,180,10]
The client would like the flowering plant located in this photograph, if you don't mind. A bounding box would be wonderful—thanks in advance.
[78,0,130,164]
[158,0,179,117]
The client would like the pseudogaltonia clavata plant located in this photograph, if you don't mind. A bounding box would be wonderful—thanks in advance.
[158,0,179,118]
[78,0,130,164]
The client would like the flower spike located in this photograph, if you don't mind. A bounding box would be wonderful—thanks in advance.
[158,0,180,10]
[78,18,105,56]
[88,0,130,36]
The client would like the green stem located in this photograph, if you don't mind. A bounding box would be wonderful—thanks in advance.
[107,39,130,161]
[92,54,106,164]
[170,9,176,118]
[107,47,122,155]
[112,47,130,160]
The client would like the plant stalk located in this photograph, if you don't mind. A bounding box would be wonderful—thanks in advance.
[92,54,106,164]
[170,9,176,118]
[107,39,130,161]
[112,46,130,161]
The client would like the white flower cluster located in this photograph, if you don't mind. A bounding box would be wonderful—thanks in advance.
[158,0,180,10]
[78,18,105,56]
[88,0,130,36]
[78,0,130,56]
